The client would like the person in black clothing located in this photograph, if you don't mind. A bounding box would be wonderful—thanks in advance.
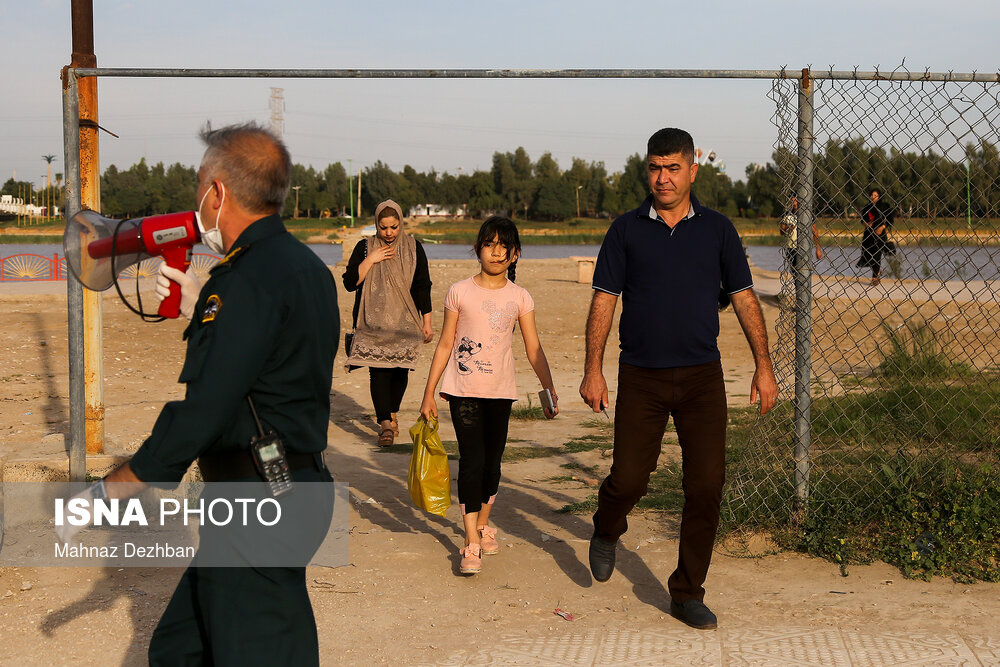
[343,199,433,445]
[857,188,895,286]
[99,122,338,665]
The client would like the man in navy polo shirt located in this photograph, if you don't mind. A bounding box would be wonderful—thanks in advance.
[579,127,777,630]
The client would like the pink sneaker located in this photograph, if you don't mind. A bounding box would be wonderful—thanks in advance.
[479,525,500,555]
[459,543,482,575]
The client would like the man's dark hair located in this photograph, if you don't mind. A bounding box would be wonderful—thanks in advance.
[647,128,695,163]
[199,122,292,214]
[474,215,521,282]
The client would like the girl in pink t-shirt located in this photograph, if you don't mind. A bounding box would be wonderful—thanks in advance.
[420,216,558,575]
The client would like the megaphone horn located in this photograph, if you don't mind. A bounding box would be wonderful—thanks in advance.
[63,210,200,319]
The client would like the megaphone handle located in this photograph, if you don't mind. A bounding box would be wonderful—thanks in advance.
[158,246,192,319]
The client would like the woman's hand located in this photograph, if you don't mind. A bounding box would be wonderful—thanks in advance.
[422,321,434,343]
[544,390,559,419]
[367,245,395,264]
[419,394,438,420]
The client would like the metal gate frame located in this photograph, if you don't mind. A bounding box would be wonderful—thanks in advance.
[61,64,1000,482]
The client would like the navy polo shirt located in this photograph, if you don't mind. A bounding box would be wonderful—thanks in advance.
[592,195,753,369]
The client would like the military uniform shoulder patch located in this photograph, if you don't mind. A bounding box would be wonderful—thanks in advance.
[201,294,222,323]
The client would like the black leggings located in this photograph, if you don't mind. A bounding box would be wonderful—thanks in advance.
[369,367,410,423]
[449,396,513,514]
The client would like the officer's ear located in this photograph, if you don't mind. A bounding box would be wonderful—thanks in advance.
[207,180,225,210]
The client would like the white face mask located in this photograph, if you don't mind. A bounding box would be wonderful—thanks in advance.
[196,182,226,254]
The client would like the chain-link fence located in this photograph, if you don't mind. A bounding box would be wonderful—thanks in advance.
[725,67,1000,574]
[62,64,998,573]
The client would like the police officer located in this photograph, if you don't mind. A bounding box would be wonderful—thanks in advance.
[102,122,338,665]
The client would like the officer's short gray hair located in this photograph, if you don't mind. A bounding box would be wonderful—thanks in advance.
[199,122,292,214]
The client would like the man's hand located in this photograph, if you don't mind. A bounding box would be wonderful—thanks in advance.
[749,364,778,415]
[155,264,201,320]
[815,247,823,261]
[579,371,609,413]
[730,288,778,415]
[581,290,617,413]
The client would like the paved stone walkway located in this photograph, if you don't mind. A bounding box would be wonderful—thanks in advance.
[432,627,1000,666]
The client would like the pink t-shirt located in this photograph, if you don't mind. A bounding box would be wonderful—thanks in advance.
[439,276,535,401]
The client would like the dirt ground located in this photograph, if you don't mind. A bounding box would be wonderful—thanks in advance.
[0,257,998,666]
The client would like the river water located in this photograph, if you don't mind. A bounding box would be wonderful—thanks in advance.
[3,243,999,282]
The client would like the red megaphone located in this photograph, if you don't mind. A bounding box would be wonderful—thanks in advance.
[64,210,201,318]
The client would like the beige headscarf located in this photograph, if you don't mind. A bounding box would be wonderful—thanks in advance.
[346,200,423,369]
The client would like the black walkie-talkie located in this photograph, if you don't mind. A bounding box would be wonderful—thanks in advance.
[247,396,294,497]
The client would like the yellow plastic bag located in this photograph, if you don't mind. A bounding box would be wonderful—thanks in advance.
[408,416,452,516]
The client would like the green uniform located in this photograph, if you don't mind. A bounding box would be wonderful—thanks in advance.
[130,214,339,666]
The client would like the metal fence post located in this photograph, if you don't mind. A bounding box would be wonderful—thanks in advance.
[72,0,105,456]
[61,69,86,481]
[793,68,814,508]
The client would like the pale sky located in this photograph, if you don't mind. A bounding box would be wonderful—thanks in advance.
[2,0,998,189]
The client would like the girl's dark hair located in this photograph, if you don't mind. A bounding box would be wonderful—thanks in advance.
[474,215,521,282]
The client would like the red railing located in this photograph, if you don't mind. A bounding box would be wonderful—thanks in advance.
[0,253,220,282]
[0,253,63,281]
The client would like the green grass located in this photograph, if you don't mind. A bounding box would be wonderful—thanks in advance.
[555,375,1000,581]
[414,232,605,245]
[0,234,63,244]
[511,394,548,420]
[875,320,971,381]
[721,374,1000,580]
[562,433,613,453]
[580,416,614,429]
[561,462,600,475]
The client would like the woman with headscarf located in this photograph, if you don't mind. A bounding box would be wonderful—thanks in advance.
[343,199,433,445]
[857,188,894,286]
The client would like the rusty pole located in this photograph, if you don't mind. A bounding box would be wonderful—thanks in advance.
[70,0,104,455]
[62,71,84,480]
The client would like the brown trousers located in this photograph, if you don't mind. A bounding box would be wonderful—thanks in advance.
[593,361,727,603]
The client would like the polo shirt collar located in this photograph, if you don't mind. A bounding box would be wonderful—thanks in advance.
[643,194,701,224]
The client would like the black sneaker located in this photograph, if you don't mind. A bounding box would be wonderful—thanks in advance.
[588,533,617,582]
[670,599,718,630]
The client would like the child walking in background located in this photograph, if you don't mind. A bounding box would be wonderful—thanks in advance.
[420,216,558,575]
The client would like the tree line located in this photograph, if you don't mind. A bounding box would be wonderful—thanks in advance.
[748,139,1000,220]
[3,138,996,222]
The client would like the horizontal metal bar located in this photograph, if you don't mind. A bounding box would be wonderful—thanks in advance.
[68,67,1000,83]
[813,69,1000,83]
[70,67,789,80]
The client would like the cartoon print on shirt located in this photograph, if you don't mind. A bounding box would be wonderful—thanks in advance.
[455,336,482,375]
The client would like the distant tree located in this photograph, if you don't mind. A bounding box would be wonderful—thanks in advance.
[492,147,535,217]
[163,163,197,212]
[616,153,648,213]
[360,161,402,215]
[533,177,576,220]
[468,171,501,216]
[1,178,35,199]
[745,158,783,218]
[692,163,734,213]
[324,163,349,216]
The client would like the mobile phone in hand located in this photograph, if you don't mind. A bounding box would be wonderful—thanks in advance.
[538,388,555,414]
